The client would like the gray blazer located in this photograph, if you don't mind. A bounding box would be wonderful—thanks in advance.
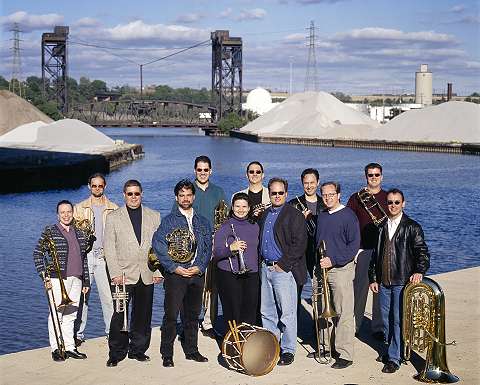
[104,205,161,285]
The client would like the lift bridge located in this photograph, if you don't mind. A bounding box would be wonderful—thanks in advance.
[42,27,242,129]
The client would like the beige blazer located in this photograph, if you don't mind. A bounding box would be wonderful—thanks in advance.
[104,205,161,285]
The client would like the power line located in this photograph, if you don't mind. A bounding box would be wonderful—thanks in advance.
[304,20,319,92]
[9,23,23,97]
[142,39,210,66]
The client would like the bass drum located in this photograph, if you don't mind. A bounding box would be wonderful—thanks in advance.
[221,323,280,376]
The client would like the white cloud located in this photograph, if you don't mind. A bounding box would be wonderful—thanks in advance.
[0,11,64,32]
[73,17,101,28]
[450,5,465,13]
[219,8,233,18]
[236,8,267,21]
[333,27,456,44]
[175,13,203,24]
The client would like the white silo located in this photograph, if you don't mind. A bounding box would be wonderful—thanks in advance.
[415,64,432,105]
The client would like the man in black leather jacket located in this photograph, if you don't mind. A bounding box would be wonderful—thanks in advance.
[368,188,430,374]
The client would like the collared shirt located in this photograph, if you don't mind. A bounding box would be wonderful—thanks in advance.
[179,206,197,265]
[261,205,283,262]
[387,213,403,240]
[192,181,226,229]
[56,222,83,278]
[328,203,345,214]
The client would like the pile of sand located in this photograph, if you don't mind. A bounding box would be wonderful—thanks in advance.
[378,101,480,143]
[241,91,380,139]
[0,90,53,136]
[0,119,116,153]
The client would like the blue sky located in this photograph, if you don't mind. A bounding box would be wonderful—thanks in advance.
[1,0,479,95]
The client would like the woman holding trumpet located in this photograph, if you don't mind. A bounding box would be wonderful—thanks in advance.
[213,193,260,329]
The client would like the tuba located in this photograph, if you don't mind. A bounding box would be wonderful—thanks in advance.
[214,200,229,232]
[311,240,337,363]
[357,187,387,227]
[403,277,459,383]
[166,228,197,263]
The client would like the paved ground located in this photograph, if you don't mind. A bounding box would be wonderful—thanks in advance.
[1,267,478,385]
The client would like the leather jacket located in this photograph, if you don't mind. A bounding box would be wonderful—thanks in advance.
[369,213,430,286]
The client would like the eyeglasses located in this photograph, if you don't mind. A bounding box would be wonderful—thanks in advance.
[270,191,285,196]
[196,168,210,172]
[126,192,141,197]
[367,173,381,178]
[91,184,104,188]
[248,170,262,175]
[387,200,402,206]
[322,192,337,198]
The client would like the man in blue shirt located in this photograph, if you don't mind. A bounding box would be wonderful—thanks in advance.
[258,177,307,366]
[316,181,360,369]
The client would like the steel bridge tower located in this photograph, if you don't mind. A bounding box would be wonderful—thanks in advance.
[211,30,242,120]
[42,26,69,113]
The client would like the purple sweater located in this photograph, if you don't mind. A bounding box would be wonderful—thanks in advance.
[213,217,260,273]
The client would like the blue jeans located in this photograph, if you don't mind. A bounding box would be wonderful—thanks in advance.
[260,263,298,354]
[379,284,404,365]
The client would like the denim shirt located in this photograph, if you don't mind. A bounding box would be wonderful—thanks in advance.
[261,205,284,262]
[152,205,212,274]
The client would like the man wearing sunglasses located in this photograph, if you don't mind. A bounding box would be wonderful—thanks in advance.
[191,155,226,338]
[233,161,270,217]
[73,173,118,347]
[258,177,307,366]
[104,179,162,367]
[347,162,388,340]
[316,181,360,369]
[368,189,430,374]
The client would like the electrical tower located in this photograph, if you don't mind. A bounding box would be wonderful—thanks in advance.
[304,21,319,92]
[9,23,23,97]
[42,26,69,113]
[211,30,243,120]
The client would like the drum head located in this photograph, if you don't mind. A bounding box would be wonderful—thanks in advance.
[241,329,279,376]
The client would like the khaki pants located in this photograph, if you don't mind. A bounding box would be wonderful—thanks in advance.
[328,260,355,361]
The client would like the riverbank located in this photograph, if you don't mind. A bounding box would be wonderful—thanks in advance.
[1,267,478,385]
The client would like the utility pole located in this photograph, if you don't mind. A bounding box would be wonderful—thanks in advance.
[289,56,293,95]
[140,64,143,97]
[304,21,319,92]
[9,23,23,97]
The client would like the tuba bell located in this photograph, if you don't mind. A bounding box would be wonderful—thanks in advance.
[403,277,459,383]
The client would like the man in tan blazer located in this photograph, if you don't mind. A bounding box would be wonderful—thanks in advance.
[104,179,162,367]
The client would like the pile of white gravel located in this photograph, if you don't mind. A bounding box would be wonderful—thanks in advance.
[240,91,380,139]
[0,118,116,153]
[377,101,480,143]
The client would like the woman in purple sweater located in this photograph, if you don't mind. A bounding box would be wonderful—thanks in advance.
[213,192,260,327]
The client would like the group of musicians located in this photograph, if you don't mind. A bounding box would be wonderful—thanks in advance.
[33,157,430,374]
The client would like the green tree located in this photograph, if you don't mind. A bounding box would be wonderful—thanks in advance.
[217,112,247,133]
[0,76,9,90]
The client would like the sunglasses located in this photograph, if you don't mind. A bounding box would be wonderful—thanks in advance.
[126,192,141,197]
[196,168,210,172]
[367,173,381,178]
[91,184,104,188]
[248,170,262,175]
[270,191,285,196]
[387,200,402,205]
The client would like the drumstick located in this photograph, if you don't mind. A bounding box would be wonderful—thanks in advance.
[228,320,241,352]
[232,320,242,351]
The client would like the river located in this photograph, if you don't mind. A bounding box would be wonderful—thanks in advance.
[0,127,478,354]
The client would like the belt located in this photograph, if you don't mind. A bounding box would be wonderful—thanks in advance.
[264,260,277,266]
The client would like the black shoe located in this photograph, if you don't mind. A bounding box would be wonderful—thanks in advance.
[382,361,399,373]
[185,352,208,362]
[376,354,388,364]
[106,358,119,367]
[278,352,295,366]
[66,349,87,359]
[331,358,353,369]
[307,350,339,360]
[372,331,385,342]
[74,337,84,347]
[51,349,66,362]
[128,353,150,362]
[200,328,217,340]
[162,356,174,367]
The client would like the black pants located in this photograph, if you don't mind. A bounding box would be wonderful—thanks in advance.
[217,269,259,329]
[108,278,154,360]
[160,273,204,357]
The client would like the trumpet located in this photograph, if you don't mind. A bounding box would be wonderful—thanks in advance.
[311,240,337,364]
[112,273,129,332]
[228,224,250,275]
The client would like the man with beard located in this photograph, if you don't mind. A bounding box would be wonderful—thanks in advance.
[152,179,212,367]
[73,173,118,346]
[104,180,162,367]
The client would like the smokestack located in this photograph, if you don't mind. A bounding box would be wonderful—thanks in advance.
[447,83,453,101]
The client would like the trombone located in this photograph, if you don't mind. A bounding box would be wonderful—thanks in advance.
[312,240,337,364]
[112,273,129,332]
